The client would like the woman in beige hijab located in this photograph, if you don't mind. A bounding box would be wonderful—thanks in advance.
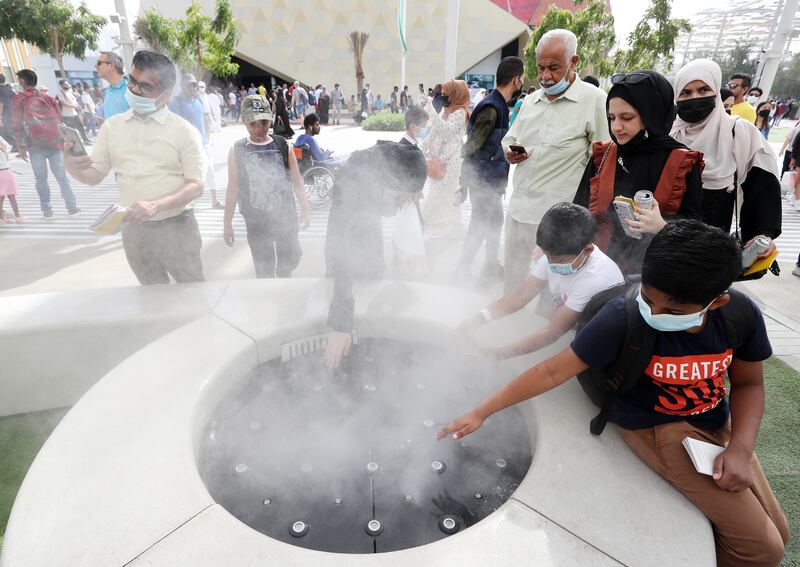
[419,79,471,238]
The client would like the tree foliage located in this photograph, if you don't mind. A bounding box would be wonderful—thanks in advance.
[0,0,106,78]
[525,0,616,78]
[134,0,240,79]
[525,0,691,78]
[772,52,800,97]
[613,0,691,72]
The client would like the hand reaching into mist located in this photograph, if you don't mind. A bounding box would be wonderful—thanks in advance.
[325,331,352,369]
[436,409,485,441]
[625,199,666,235]
[455,313,483,338]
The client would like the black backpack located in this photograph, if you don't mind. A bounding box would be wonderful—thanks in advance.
[575,282,758,435]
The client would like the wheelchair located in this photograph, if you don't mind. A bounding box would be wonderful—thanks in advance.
[293,144,337,209]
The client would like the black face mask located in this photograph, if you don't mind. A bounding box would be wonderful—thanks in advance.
[758,109,771,118]
[676,96,717,123]
[441,95,450,107]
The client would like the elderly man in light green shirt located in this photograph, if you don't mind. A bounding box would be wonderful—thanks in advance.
[501,29,609,293]
[64,50,207,285]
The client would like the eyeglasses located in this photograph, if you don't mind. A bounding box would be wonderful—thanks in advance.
[127,75,157,95]
[95,60,112,67]
[725,82,743,89]
[611,72,650,85]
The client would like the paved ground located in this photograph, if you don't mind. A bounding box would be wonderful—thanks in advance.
[1,120,799,370]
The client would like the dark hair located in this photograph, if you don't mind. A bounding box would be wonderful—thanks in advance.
[582,75,600,87]
[405,105,428,129]
[303,113,320,129]
[749,86,763,96]
[642,220,741,305]
[0,74,5,84]
[16,69,37,87]
[729,73,752,88]
[131,50,176,92]
[496,56,525,87]
[536,203,597,256]
[100,51,124,74]
[719,87,734,101]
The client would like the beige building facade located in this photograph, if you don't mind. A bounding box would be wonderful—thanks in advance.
[140,0,530,97]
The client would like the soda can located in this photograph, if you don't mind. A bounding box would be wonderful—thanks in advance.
[741,235,771,269]
[634,190,654,211]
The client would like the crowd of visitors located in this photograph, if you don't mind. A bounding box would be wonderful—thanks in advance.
[0,19,796,565]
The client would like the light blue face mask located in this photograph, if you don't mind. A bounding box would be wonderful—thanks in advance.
[416,126,429,140]
[124,88,162,114]
[542,73,570,96]
[548,248,588,275]
[636,289,716,332]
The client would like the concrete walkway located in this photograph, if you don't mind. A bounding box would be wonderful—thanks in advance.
[0,122,798,372]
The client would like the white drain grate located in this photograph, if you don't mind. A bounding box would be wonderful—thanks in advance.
[280,331,359,362]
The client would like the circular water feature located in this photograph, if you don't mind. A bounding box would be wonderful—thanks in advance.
[198,338,532,554]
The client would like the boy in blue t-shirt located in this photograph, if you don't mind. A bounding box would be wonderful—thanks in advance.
[439,220,789,567]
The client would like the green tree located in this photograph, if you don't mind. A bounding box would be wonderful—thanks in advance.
[715,40,758,84]
[0,0,105,79]
[134,0,240,79]
[772,52,800,97]
[525,0,616,78]
[613,0,691,72]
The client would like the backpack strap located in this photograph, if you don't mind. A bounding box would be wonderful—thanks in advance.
[652,148,703,216]
[272,134,290,170]
[590,285,657,435]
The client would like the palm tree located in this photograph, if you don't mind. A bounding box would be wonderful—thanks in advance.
[348,31,369,95]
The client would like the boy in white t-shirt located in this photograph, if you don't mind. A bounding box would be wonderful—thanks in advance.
[458,202,623,359]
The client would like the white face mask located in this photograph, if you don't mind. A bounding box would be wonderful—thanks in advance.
[125,88,163,114]
[747,94,760,105]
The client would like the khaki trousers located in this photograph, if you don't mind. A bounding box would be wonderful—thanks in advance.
[620,420,790,567]
[503,214,538,294]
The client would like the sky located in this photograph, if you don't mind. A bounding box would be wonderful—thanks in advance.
[79,0,780,54]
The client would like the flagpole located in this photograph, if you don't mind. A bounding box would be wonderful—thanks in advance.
[399,0,407,88]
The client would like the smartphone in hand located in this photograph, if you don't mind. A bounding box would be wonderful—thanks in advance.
[509,144,527,154]
[58,124,87,156]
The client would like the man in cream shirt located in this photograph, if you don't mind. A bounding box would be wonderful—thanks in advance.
[502,29,609,293]
[64,50,207,285]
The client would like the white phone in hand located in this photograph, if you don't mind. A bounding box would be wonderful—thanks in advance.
[58,124,87,156]
[613,199,641,239]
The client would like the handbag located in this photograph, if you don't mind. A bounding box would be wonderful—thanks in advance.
[426,156,447,180]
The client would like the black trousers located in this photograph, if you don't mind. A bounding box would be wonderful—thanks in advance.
[701,188,736,234]
[246,227,302,278]
[458,184,505,270]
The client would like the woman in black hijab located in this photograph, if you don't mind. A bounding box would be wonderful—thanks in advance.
[574,70,703,274]
[271,88,295,139]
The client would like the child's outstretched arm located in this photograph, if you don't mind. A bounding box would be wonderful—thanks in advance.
[437,347,588,440]
[482,304,580,360]
[713,358,766,492]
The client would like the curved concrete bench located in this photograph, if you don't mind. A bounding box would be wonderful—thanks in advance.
[0,283,230,417]
[0,279,714,566]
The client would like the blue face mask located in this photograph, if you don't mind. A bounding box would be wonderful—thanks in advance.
[636,289,716,332]
[124,88,161,114]
[548,248,588,275]
[542,69,572,96]
[414,126,429,140]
